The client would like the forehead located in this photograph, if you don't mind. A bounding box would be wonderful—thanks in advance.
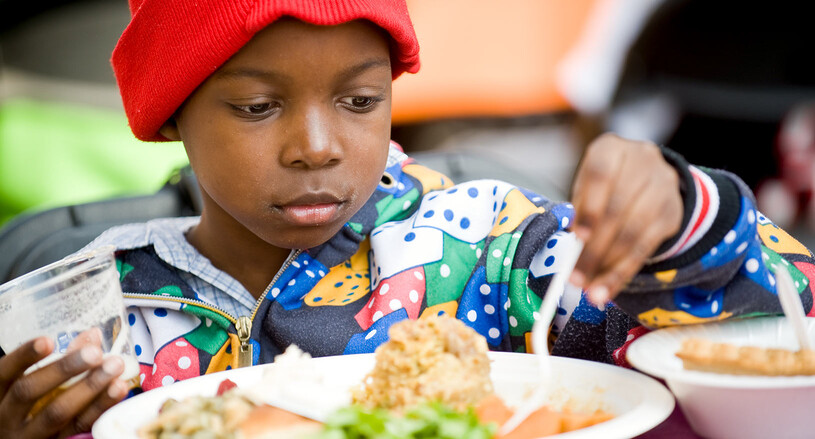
[221,18,392,76]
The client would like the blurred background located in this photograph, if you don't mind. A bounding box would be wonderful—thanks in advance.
[1,0,814,246]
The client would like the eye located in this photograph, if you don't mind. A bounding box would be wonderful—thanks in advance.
[232,102,279,118]
[340,95,384,112]
[351,97,374,107]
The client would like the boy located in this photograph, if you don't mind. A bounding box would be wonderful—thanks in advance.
[1,0,813,437]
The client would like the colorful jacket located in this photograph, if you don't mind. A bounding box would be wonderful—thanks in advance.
[84,144,815,392]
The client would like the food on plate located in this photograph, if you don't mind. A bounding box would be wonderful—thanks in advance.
[351,315,493,412]
[138,316,615,438]
[238,404,323,439]
[316,394,612,439]
[137,384,256,438]
[317,400,495,439]
[138,384,321,439]
[675,337,815,376]
[475,394,613,439]
[138,347,324,439]
[348,315,612,437]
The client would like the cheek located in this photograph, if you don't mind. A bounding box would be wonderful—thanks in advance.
[184,134,274,212]
[342,112,391,178]
[183,119,267,174]
[354,141,390,197]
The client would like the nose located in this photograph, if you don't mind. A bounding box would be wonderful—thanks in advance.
[280,104,343,169]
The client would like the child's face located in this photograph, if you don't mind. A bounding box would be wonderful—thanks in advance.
[166,19,393,250]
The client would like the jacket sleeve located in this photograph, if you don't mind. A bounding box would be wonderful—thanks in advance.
[517,147,815,363]
[612,147,815,328]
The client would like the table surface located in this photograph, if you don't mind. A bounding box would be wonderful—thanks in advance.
[636,402,702,438]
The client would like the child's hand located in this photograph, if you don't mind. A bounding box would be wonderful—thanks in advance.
[569,133,683,305]
[0,330,129,439]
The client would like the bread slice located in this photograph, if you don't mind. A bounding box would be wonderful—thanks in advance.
[676,337,815,376]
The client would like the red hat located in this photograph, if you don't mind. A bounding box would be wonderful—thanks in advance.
[112,0,421,142]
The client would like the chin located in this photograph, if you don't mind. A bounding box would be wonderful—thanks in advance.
[270,225,344,250]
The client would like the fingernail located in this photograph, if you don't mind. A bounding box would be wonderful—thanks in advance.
[33,337,52,355]
[107,379,127,399]
[590,285,609,305]
[102,356,124,376]
[569,270,586,288]
[574,226,591,241]
[80,345,102,364]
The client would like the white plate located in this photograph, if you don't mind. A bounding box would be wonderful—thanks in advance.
[626,316,815,388]
[94,351,674,439]
[626,316,815,439]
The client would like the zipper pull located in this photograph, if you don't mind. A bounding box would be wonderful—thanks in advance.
[236,316,253,368]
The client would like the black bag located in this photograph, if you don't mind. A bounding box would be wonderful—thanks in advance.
[0,166,201,284]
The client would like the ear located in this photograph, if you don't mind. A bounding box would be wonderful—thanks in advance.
[158,118,181,141]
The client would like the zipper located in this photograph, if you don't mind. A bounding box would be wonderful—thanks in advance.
[236,249,303,368]
[122,293,237,324]
[236,315,253,368]
[123,248,304,368]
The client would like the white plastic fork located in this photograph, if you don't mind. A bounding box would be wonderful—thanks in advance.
[775,264,812,351]
[499,237,585,435]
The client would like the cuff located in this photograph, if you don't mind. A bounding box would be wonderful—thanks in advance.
[642,146,741,272]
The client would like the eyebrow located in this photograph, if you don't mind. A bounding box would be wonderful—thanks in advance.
[215,67,285,82]
[215,58,391,84]
[335,58,391,82]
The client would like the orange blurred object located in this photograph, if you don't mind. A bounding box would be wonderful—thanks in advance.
[475,394,614,438]
[392,0,598,124]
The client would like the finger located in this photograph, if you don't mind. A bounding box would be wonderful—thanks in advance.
[586,187,682,304]
[0,337,53,398]
[572,154,652,289]
[602,178,683,269]
[57,378,128,439]
[587,224,669,305]
[28,356,124,439]
[65,327,103,353]
[571,134,627,240]
[1,344,103,423]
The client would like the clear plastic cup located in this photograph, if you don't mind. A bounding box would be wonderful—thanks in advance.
[0,245,139,384]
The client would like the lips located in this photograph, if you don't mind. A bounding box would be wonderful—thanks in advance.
[276,193,344,226]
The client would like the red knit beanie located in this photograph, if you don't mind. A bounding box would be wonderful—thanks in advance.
[112,0,421,142]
